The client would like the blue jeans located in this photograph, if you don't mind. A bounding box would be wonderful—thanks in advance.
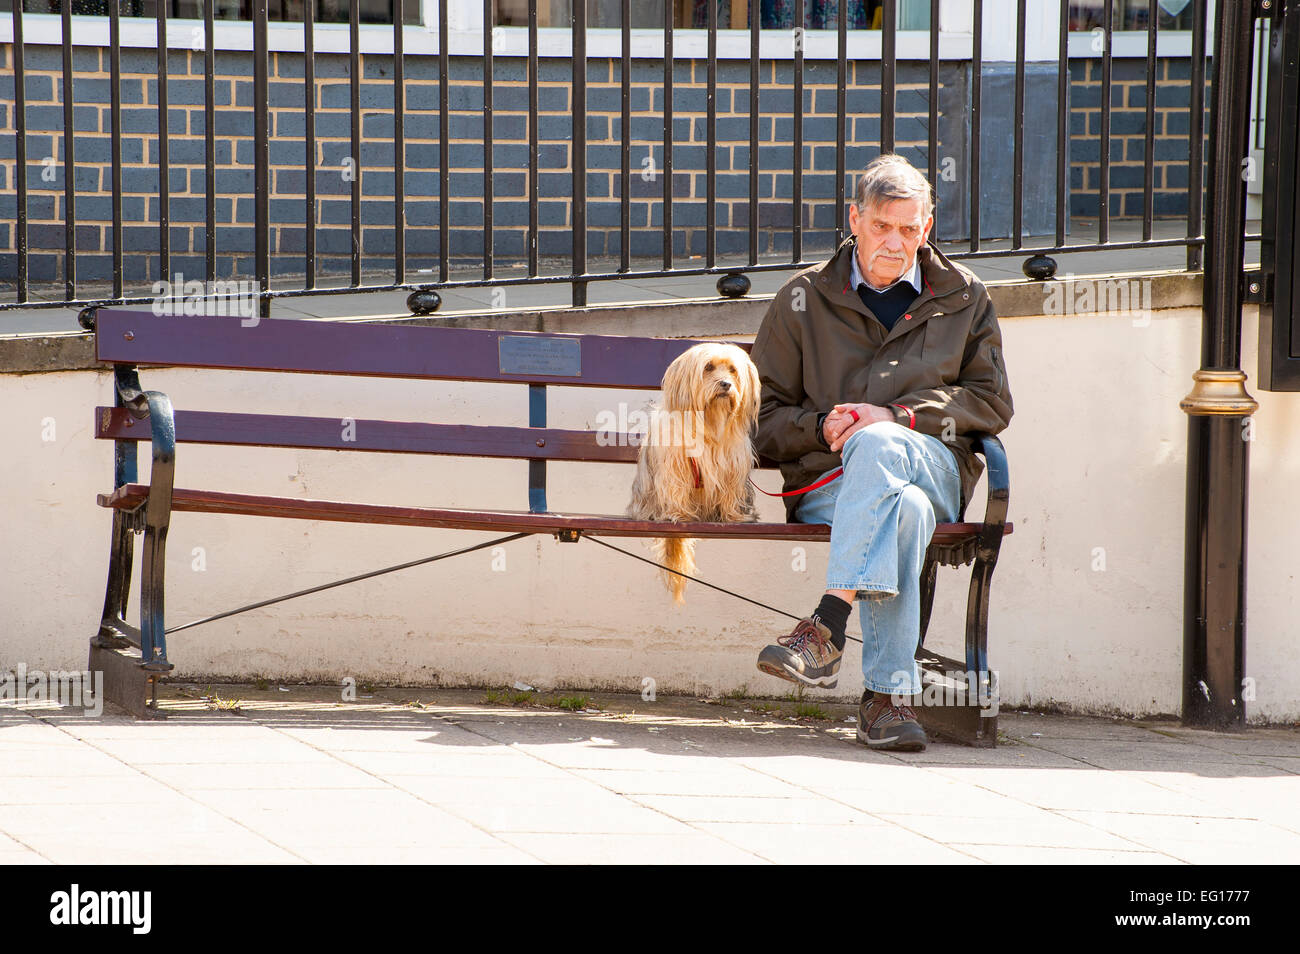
[793,423,963,696]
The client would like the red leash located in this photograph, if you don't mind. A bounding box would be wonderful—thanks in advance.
[748,405,856,497]
[693,409,883,497]
[693,455,844,497]
[748,467,843,497]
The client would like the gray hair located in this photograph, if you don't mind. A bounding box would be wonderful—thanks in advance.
[855,154,935,219]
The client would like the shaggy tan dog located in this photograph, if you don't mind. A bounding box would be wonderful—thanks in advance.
[626,342,761,604]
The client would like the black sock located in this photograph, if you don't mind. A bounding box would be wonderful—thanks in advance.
[811,594,852,651]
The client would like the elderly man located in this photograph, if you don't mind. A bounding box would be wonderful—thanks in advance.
[751,154,1014,752]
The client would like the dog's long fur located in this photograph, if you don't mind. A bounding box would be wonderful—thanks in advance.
[626,342,762,604]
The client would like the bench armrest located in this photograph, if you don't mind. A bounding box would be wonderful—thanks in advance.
[113,365,176,530]
[967,432,1010,561]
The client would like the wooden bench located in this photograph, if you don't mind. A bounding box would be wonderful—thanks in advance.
[87,307,1012,743]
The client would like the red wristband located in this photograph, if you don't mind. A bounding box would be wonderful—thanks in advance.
[890,403,915,429]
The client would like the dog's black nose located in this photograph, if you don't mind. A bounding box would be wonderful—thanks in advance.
[718,380,731,391]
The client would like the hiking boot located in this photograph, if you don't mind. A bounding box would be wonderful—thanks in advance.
[857,691,928,751]
[756,617,842,688]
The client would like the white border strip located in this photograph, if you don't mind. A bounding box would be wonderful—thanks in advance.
[0,15,1202,61]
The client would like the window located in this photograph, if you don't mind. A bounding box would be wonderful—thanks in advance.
[1066,0,1197,32]
[492,0,931,31]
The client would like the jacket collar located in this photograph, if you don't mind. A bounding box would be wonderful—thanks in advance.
[814,236,972,341]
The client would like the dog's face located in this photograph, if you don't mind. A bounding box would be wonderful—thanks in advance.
[662,343,761,430]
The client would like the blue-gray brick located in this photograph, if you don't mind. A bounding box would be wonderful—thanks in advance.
[491,201,530,227]
[448,142,486,167]
[490,84,569,112]
[275,169,307,195]
[23,75,54,102]
[69,135,143,166]
[214,226,256,252]
[214,109,257,137]
[274,54,304,79]
[317,82,393,110]
[403,201,442,228]
[361,55,396,81]
[24,104,101,133]
[399,170,440,197]
[538,200,569,226]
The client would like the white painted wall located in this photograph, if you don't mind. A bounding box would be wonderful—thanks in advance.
[4,302,1298,720]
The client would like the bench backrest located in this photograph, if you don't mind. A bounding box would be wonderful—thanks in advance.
[93,309,773,510]
[94,309,747,389]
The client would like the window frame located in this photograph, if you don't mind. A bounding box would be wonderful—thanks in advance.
[0,0,1210,60]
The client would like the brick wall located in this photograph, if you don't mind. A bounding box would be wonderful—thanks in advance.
[1068,56,1210,219]
[0,43,1205,285]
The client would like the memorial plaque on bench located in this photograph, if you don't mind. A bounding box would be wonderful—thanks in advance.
[499,335,582,377]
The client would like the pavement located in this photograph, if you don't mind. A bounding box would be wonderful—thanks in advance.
[3,684,1299,865]
[0,219,1261,336]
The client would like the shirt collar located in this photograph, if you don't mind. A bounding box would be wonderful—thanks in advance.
[850,242,922,295]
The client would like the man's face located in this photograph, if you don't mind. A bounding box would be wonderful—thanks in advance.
[849,196,933,288]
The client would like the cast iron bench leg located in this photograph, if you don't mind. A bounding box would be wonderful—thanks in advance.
[91,367,176,718]
[912,433,1009,747]
[94,509,137,649]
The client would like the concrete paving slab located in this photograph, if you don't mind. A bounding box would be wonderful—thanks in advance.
[0,747,146,778]
[327,748,576,778]
[0,774,196,805]
[1015,737,1253,769]
[1057,810,1300,850]
[628,793,885,825]
[267,724,495,753]
[381,773,634,806]
[1250,756,1300,775]
[293,844,542,864]
[951,845,1179,864]
[693,821,983,864]
[141,761,392,791]
[438,793,693,835]
[493,831,767,864]
[3,687,1298,864]
[23,833,303,865]
[187,788,500,848]
[926,765,1252,817]
[79,736,346,766]
[568,767,809,798]
[1153,731,1300,759]
[1000,712,1191,742]
[822,775,1052,819]
[877,811,1148,851]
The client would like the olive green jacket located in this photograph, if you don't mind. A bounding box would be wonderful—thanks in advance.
[751,237,1014,522]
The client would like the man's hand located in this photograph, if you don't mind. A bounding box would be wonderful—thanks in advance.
[823,402,894,452]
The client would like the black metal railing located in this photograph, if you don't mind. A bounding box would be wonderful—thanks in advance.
[0,0,1254,317]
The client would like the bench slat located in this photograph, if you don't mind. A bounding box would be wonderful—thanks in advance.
[97,484,1012,542]
[94,309,745,388]
[96,407,644,463]
[94,407,795,467]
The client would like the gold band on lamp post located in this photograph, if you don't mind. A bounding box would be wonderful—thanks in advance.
[1179,369,1260,416]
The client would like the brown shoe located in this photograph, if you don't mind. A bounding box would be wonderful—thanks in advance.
[756,617,842,689]
[857,691,928,751]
